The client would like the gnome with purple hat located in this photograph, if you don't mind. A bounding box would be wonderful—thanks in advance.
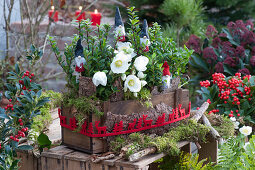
[114,7,126,42]
[140,19,150,52]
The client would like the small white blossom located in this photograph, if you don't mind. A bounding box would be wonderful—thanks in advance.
[230,117,236,122]
[124,75,141,93]
[234,121,240,129]
[134,56,149,72]
[137,71,145,79]
[133,92,138,97]
[121,74,127,81]
[239,126,252,136]
[117,42,136,58]
[141,80,147,87]
[124,86,127,92]
[92,72,107,86]
[110,53,130,74]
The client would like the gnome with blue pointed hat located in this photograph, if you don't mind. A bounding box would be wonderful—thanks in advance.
[140,19,150,52]
[115,7,126,42]
[74,38,86,81]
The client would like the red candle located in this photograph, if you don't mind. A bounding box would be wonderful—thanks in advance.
[75,6,85,21]
[48,6,59,22]
[91,9,101,26]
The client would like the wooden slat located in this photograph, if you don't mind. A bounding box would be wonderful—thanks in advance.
[198,140,218,164]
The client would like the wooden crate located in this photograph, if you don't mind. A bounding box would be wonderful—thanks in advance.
[61,89,189,153]
[41,141,192,170]
[17,149,40,170]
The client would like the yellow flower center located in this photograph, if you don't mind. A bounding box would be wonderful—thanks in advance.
[128,79,135,86]
[115,60,122,67]
[120,46,129,51]
[243,129,249,134]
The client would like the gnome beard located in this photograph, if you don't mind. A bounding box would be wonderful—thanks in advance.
[74,56,86,82]
[115,25,126,42]
[140,36,150,52]
[162,61,172,90]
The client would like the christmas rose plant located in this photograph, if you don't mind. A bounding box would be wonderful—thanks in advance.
[197,72,255,126]
[0,64,50,169]
[49,7,192,102]
[187,20,255,85]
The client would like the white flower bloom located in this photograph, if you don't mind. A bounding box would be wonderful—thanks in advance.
[141,80,147,87]
[117,42,136,58]
[121,74,126,81]
[239,126,252,136]
[134,56,149,72]
[234,121,240,129]
[133,92,138,97]
[230,117,236,122]
[92,72,107,86]
[124,75,141,92]
[110,53,130,74]
[137,71,145,79]
[124,86,127,92]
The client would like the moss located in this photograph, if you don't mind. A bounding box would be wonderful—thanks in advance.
[206,113,235,139]
[109,119,210,157]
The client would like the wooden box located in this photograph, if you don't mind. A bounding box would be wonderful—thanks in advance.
[61,88,189,154]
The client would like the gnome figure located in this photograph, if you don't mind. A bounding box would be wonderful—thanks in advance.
[74,39,86,81]
[140,19,150,52]
[115,7,126,42]
[162,61,172,89]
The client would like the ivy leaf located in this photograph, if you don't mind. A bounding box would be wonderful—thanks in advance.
[37,133,52,152]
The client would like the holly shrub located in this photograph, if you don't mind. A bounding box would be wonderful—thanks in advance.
[197,72,255,125]
[0,64,50,169]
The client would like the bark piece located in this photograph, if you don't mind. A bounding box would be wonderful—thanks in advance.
[202,114,221,139]
[128,147,157,162]
[79,77,96,97]
[191,102,209,122]
[110,78,124,102]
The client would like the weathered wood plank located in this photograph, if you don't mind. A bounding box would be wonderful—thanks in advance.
[198,140,218,164]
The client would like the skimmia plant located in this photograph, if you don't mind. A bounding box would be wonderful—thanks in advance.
[0,64,50,169]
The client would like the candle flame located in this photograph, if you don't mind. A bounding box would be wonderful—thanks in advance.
[51,6,54,10]
[79,6,82,10]
[94,9,98,13]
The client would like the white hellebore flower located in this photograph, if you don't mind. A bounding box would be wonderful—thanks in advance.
[111,53,130,74]
[121,74,127,81]
[137,71,145,79]
[141,80,147,87]
[239,126,252,136]
[124,75,141,93]
[134,56,149,72]
[117,42,136,58]
[230,117,236,122]
[234,121,240,129]
[92,72,107,86]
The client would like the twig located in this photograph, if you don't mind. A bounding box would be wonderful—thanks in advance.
[191,102,209,122]
[202,114,221,139]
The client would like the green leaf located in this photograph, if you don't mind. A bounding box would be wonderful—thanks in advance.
[36,97,50,108]
[37,133,52,151]
[0,108,9,120]
[190,55,209,72]
[15,64,20,74]
[17,145,33,150]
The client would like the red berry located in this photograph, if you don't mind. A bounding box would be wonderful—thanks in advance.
[230,110,233,114]
[23,86,26,90]
[16,139,19,142]
[11,108,14,111]
[237,101,240,105]
[9,99,12,102]
[10,136,14,140]
[237,113,240,117]
[196,107,200,110]
[236,110,238,113]
[224,101,227,104]
[20,122,23,126]
[4,107,7,110]
[229,114,233,117]
[30,79,32,82]
[21,92,24,95]
[31,73,34,76]
[18,118,22,122]
[15,135,18,138]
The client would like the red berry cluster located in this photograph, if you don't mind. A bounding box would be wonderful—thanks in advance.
[4,103,14,111]
[200,80,210,88]
[19,71,34,92]
[207,99,211,104]
[9,118,28,143]
[208,109,219,115]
